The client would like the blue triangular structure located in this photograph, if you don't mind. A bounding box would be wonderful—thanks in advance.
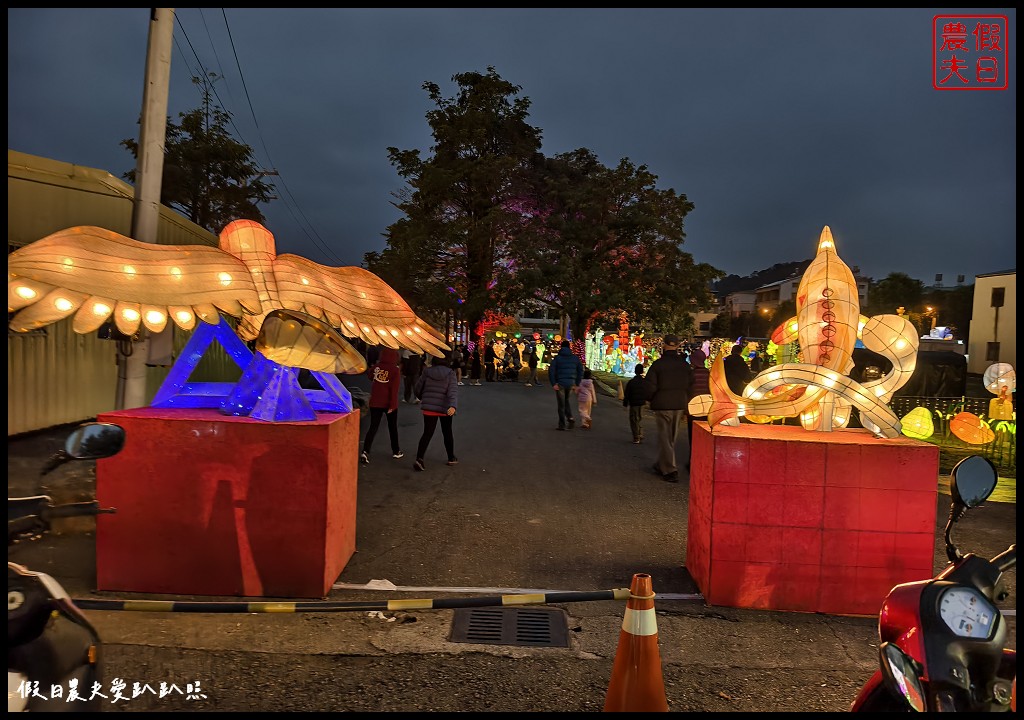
[151,317,253,409]
[152,316,354,421]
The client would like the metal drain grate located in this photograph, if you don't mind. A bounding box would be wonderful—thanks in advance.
[448,607,570,648]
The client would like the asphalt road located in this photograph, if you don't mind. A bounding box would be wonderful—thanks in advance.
[7,371,1016,712]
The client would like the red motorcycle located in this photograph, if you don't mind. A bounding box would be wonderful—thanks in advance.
[851,455,1016,712]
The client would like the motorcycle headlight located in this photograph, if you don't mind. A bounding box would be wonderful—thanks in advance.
[880,641,926,712]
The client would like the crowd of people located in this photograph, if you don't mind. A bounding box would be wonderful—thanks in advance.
[358,334,767,480]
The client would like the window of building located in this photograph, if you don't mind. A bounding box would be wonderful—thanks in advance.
[991,287,1005,308]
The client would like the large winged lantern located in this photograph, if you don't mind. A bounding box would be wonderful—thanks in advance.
[8,220,449,420]
[688,226,919,439]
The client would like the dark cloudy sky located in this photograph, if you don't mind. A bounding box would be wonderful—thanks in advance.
[8,8,1016,286]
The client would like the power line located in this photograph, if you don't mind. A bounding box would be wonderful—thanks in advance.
[171,10,344,266]
[218,9,344,266]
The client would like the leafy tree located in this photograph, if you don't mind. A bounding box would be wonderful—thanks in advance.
[121,74,273,235]
[369,67,543,349]
[510,149,721,341]
[863,272,925,318]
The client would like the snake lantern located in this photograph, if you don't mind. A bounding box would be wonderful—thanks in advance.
[687,226,918,439]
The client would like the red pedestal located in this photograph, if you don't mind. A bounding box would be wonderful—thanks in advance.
[95,407,359,599]
[686,422,939,615]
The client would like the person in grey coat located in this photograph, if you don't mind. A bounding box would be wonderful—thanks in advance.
[412,352,459,471]
[645,334,693,483]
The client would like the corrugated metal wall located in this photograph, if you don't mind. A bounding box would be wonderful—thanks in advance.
[8,150,241,436]
[8,320,118,435]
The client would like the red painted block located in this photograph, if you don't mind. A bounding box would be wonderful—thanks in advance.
[687,423,938,615]
[859,488,901,532]
[786,440,826,487]
[896,490,939,534]
[769,562,822,612]
[747,482,785,521]
[782,483,824,528]
[712,482,748,524]
[824,486,862,530]
[709,522,747,562]
[714,434,750,483]
[95,407,359,598]
[856,531,897,568]
[782,526,822,566]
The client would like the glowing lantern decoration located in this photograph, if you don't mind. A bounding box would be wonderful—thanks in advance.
[554,335,562,343]
[983,363,1015,395]
[949,412,995,445]
[7,221,448,357]
[900,407,935,440]
[8,220,449,422]
[689,226,921,439]
[256,309,366,373]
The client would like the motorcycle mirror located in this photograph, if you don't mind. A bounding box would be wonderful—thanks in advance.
[64,422,126,460]
[878,641,926,712]
[949,455,998,510]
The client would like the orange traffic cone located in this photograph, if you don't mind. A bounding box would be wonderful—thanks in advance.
[617,380,624,401]
[604,573,668,712]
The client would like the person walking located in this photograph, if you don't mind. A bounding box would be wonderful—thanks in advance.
[577,368,598,429]
[524,342,539,386]
[749,348,763,375]
[503,340,522,383]
[686,348,711,465]
[469,344,483,386]
[402,350,424,404]
[646,334,693,483]
[622,363,651,444]
[484,341,497,383]
[723,343,752,396]
[412,352,459,471]
[451,344,466,386]
[549,339,583,430]
[360,347,403,465]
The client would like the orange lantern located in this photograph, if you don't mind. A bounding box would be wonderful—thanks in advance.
[949,412,995,445]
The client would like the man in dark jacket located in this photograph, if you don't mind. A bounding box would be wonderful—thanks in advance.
[548,340,583,430]
[646,334,693,482]
[622,363,651,443]
[723,343,752,396]
[484,341,498,383]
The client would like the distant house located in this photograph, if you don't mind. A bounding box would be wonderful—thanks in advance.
[753,269,870,316]
[967,270,1016,375]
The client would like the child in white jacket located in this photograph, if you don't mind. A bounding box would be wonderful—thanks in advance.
[577,368,598,429]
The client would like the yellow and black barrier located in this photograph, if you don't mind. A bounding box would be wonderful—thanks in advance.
[74,588,633,614]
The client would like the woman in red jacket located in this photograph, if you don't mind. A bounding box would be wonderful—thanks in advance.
[361,347,404,464]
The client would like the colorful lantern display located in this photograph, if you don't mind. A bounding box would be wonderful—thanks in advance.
[983,363,1015,395]
[949,412,996,445]
[688,226,919,439]
[8,221,448,359]
[900,406,935,440]
[8,220,450,421]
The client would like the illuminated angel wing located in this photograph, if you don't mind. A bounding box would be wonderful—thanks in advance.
[8,226,261,335]
[271,254,450,357]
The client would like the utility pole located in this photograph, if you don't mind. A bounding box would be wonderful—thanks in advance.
[116,8,175,410]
